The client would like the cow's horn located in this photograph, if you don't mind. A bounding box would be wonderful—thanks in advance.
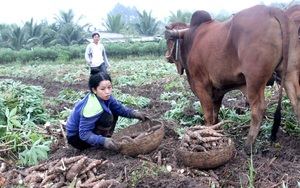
[165,28,189,40]
[165,29,177,39]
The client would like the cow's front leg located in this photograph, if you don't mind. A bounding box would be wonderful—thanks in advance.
[187,75,215,125]
[212,95,224,124]
[194,89,215,125]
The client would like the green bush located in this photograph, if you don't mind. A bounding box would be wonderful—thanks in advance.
[0,48,18,63]
[0,41,166,63]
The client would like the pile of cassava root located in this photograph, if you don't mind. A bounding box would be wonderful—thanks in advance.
[0,155,119,188]
[180,120,233,152]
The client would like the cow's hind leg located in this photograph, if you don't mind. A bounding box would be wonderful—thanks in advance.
[271,71,300,141]
[283,71,300,123]
[244,87,266,155]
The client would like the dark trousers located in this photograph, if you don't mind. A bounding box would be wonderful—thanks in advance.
[90,63,107,75]
[67,114,119,150]
[67,134,92,150]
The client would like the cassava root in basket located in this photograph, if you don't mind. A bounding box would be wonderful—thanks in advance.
[1,155,119,187]
[120,124,162,144]
[181,120,232,152]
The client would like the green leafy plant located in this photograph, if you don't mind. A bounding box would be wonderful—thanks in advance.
[161,92,203,126]
[248,149,255,188]
[0,80,52,166]
[5,107,21,132]
[164,80,184,91]
[115,117,138,132]
[19,137,51,165]
[56,89,85,104]
[129,161,167,187]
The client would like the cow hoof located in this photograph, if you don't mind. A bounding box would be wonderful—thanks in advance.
[243,145,252,155]
[270,134,277,142]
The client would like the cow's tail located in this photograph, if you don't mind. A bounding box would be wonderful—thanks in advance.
[270,8,290,142]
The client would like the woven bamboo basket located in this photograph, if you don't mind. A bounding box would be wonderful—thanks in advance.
[176,137,235,169]
[112,120,164,157]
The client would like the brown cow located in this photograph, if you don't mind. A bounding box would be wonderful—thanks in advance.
[286,4,300,35]
[165,5,300,154]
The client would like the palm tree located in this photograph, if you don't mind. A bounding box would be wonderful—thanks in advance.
[102,13,127,33]
[23,18,43,48]
[39,23,59,47]
[56,23,86,45]
[168,10,192,24]
[53,9,89,46]
[54,9,85,27]
[1,24,27,50]
[0,24,11,48]
[134,10,160,36]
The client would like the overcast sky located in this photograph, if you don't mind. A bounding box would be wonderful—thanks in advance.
[0,0,293,28]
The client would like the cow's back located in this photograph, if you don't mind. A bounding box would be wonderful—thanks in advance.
[230,5,287,62]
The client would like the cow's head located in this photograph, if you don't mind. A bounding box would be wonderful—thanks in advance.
[164,22,188,75]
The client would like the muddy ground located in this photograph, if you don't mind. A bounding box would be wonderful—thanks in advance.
[0,74,300,188]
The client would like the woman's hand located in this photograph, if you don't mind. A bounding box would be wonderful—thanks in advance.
[103,138,119,151]
[131,111,150,122]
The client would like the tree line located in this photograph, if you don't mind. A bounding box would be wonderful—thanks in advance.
[0,2,287,51]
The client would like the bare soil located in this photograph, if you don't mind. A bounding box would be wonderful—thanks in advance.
[0,75,300,188]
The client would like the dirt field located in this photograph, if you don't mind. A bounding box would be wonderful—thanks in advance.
[0,74,300,188]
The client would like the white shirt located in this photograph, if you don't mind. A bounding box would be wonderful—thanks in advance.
[85,43,105,67]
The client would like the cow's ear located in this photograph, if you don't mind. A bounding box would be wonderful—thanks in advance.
[165,25,171,29]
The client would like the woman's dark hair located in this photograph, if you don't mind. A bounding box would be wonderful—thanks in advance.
[89,69,112,92]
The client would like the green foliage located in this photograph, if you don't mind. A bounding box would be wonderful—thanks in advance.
[214,14,233,22]
[19,137,51,166]
[102,13,127,33]
[0,79,50,124]
[105,41,166,58]
[56,89,85,104]
[265,87,300,137]
[134,10,161,36]
[0,41,166,63]
[5,107,21,131]
[129,161,166,187]
[168,10,192,24]
[0,61,89,84]
[68,45,83,59]
[161,91,204,126]
[115,117,138,132]
[111,58,174,87]
[218,106,251,124]
[0,79,52,166]
[164,80,184,91]
[0,48,18,63]
[248,150,255,188]
[116,93,151,108]
[112,89,151,131]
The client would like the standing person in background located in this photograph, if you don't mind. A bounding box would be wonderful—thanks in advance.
[85,32,110,74]
[65,70,149,151]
